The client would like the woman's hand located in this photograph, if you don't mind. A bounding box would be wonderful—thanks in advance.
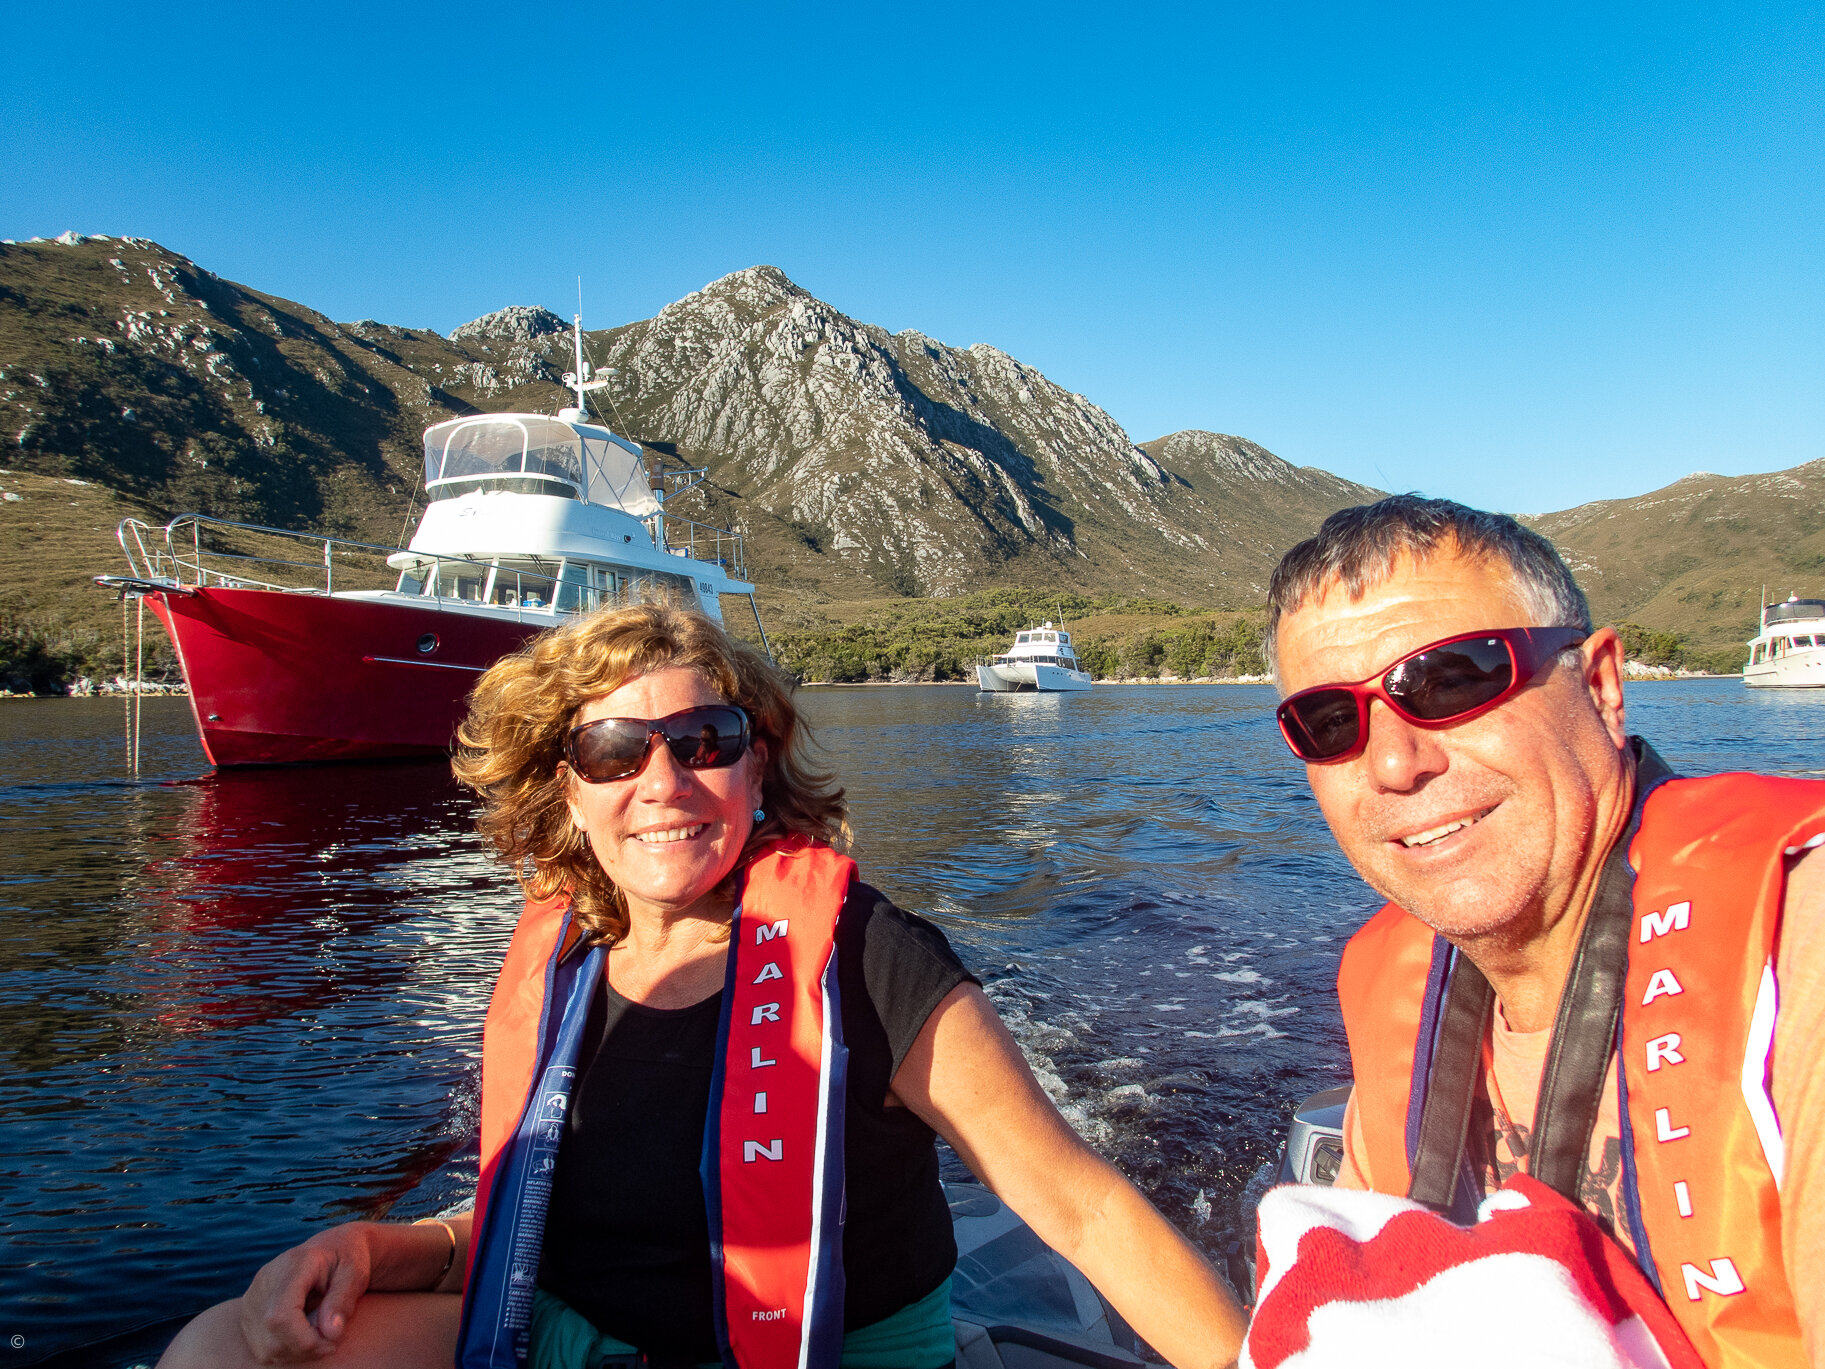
[234,1213,471,1363]
[237,1224,375,1362]
[892,985,1245,1369]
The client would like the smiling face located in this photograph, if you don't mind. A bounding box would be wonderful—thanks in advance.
[1274,547,1629,945]
[563,666,767,927]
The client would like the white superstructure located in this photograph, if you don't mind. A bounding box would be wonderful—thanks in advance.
[366,311,762,633]
[1744,596,1825,689]
[384,406,750,623]
[977,622,1093,693]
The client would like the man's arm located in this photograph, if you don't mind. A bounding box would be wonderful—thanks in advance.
[894,984,1246,1369]
[1775,844,1825,1364]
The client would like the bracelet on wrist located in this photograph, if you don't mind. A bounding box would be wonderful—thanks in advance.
[415,1217,458,1288]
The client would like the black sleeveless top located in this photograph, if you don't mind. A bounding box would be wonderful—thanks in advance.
[537,882,976,1360]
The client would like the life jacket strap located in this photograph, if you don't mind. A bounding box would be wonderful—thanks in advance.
[1407,740,1680,1218]
[1406,950,1491,1214]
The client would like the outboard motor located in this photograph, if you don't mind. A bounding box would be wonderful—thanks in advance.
[1231,1084,1353,1301]
[1274,1085,1351,1187]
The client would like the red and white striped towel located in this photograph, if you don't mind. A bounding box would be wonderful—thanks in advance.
[1245,1176,1703,1369]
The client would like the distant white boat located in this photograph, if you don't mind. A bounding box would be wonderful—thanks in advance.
[1744,596,1825,689]
[976,622,1092,693]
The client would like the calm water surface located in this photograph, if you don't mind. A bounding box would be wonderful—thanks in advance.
[3,682,1821,1362]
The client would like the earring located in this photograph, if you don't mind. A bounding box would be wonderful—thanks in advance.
[752,807,766,822]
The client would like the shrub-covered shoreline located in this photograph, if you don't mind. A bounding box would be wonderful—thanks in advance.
[1612,623,1745,678]
[1,608,181,696]
[767,598,1747,684]
[763,589,1271,685]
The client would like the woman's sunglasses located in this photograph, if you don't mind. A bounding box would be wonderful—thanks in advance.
[564,704,752,784]
[1276,626,1589,763]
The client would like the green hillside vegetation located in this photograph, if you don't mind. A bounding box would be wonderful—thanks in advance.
[0,468,179,691]
[0,238,434,538]
[1526,462,1825,666]
[1611,623,1742,678]
[764,598,1749,685]
[764,589,1268,683]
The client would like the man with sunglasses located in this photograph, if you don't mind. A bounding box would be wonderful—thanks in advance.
[1266,495,1825,1367]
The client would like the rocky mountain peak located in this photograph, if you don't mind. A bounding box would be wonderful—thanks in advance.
[580,270,1380,599]
[3,236,1808,667]
[651,265,813,336]
[1147,430,1305,484]
[718,264,801,296]
[1,230,142,248]
[450,305,569,344]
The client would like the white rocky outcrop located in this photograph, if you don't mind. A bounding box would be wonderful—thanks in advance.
[451,305,568,344]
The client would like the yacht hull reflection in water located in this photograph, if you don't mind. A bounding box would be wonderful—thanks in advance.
[0,720,514,1364]
[99,321,765,767]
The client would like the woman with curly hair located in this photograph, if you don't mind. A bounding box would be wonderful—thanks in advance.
[161,605,1244,1369]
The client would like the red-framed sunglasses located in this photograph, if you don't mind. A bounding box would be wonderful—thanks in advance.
[1276,626,1589,763]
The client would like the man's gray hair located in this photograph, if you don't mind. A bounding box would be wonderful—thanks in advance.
[1265,495,1591,680]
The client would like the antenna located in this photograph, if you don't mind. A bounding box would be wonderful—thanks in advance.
[569,313,589,411]
[560,287,615,415]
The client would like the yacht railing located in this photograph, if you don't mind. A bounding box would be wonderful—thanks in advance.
[112,514,575,613]
[656,514,747,581]
[641,455,747,581]
[117,515,425,595]
[105,513,754,630]
[652,464,710,501]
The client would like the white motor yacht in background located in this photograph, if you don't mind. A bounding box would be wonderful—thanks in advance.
[1744,596,1825,689]
[976,622,1093,693]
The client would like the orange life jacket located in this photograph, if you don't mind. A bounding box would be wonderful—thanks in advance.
[457,836,857,1369]
[1337,771,1825,1369]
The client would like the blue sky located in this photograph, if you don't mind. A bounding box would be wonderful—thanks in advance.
[4,2,1819,512]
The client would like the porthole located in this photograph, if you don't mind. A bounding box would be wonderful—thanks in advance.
[417,633,439,655]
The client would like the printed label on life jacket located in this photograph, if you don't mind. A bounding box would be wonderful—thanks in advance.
[459,941,604,1369]
[704,853,851,1369]
[503,1063,575,1328]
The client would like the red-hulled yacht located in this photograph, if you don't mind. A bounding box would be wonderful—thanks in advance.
[98,321,764,767]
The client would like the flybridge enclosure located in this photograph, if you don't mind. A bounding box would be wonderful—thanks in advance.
[1765,599,1825,626]
[422,414,660,517]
